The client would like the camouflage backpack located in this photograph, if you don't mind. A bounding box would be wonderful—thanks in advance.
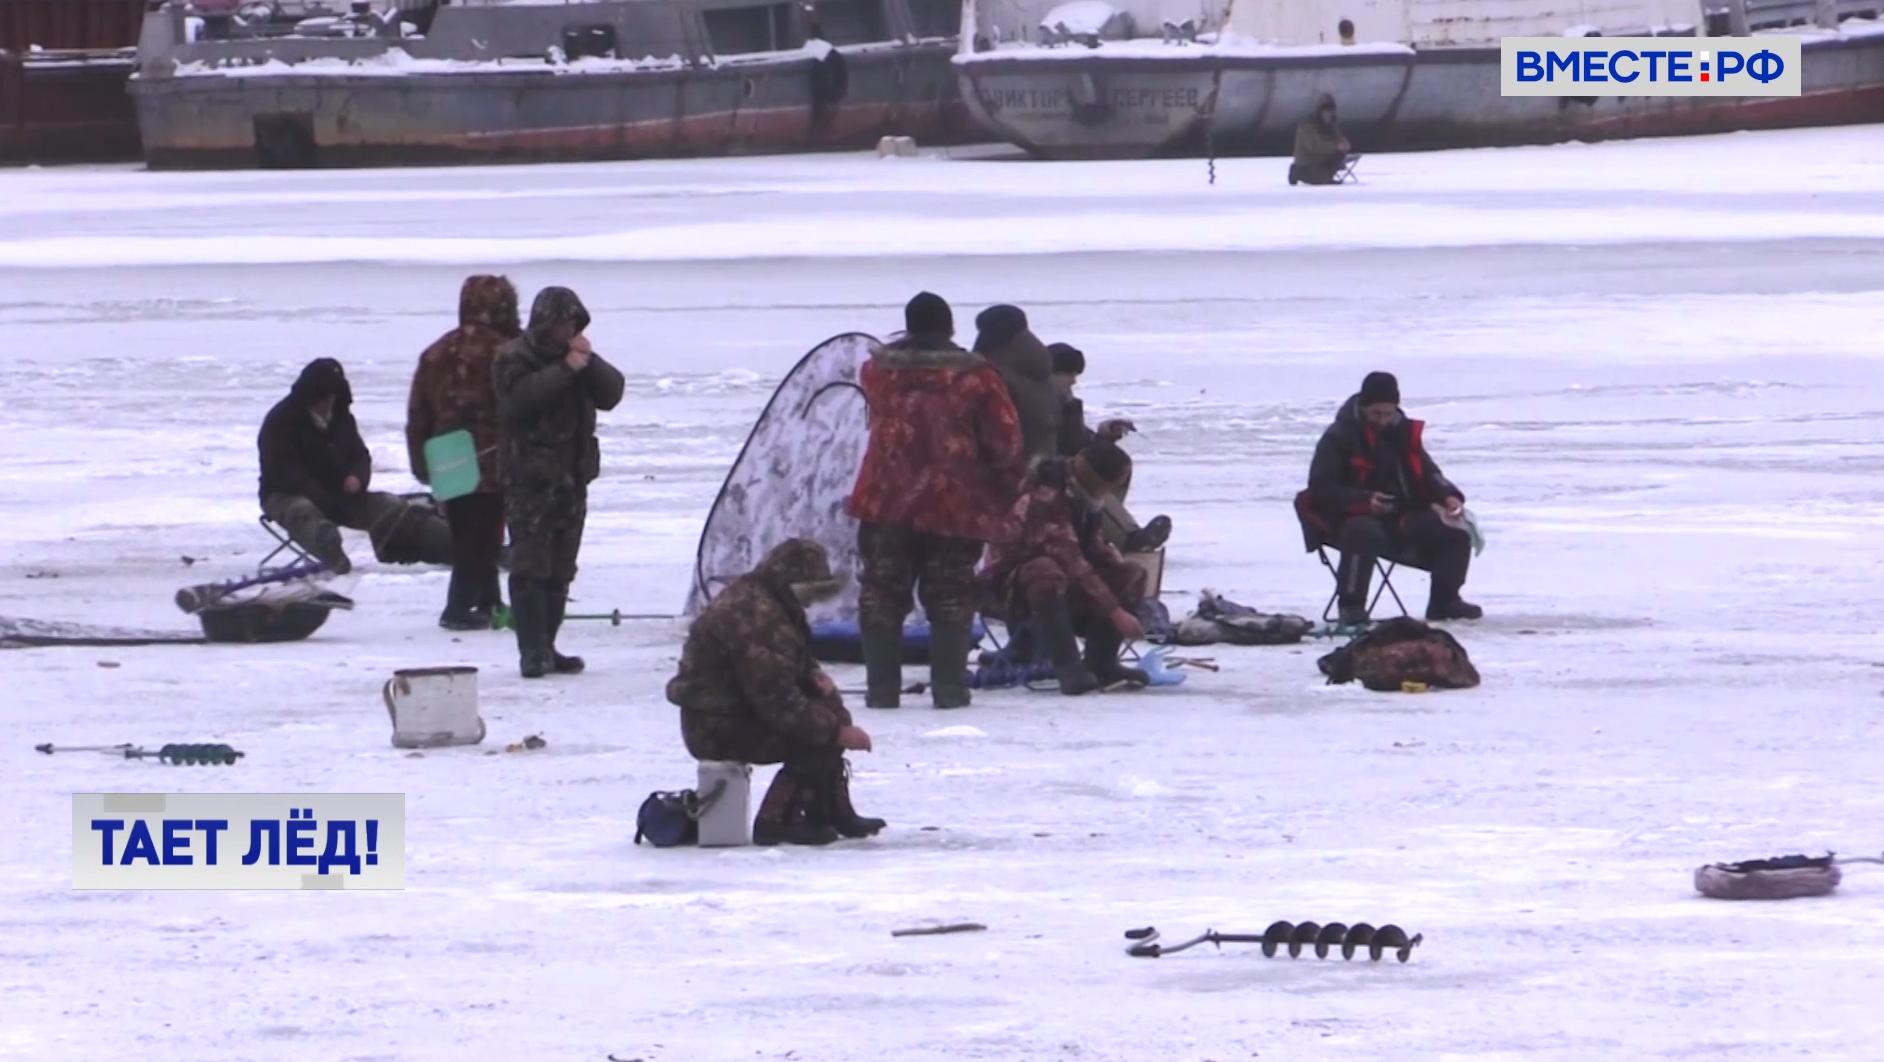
[1318,617,1480,692]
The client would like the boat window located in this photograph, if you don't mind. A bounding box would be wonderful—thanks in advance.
[562,23,620,60]
[703,3,803,53]
[905,0,957,38]
[806,0,886,44]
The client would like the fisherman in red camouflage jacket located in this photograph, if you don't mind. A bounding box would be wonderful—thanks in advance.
[406,274,520,631]
[981,439,1149,696]
[846,291,1024,710]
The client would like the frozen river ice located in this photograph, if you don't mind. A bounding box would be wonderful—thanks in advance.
[2,128,1883,1060]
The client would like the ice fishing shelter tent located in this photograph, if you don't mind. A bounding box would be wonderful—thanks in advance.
[685,332,966,662]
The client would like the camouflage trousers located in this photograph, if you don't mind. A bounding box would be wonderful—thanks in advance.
[856,522,984,632]
[680,697,852,766]
[505,489,586,584]
[1013,556,1147,625]
[264,491,452,566]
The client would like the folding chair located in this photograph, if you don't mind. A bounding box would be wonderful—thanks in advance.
[1312,544,1410,623]
[1294,489,1424,624]
[1334,154,1362,184]
[257,514,314,569]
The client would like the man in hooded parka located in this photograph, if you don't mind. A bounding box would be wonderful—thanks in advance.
[1289,93,1353,186]
[492,286,625,678]
[668,539,881,847]
[259,357,452,575]
[407,274,521,631]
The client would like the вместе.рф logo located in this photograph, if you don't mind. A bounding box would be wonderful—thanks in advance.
[1500,36,1801,97]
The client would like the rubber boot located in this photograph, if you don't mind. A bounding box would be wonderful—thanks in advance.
[438,568,483,631]
[752,764,840,847]
[822,754,885,838]
[311,522,351,575]
[1083,622,1148,690]
[479,571,505,614]
[861,622,903,709]
[545,580,585,674]
[1038,596,1099,696]
[927,620,973,710]
[1335,551,1374,627]
[1424,537,1481,621]
[508,575,553,679]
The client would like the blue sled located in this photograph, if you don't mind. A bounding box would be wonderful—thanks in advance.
[809,619,987,666]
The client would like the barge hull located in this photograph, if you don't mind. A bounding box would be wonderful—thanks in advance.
[957,33,1884,160]
[135,51,977,169]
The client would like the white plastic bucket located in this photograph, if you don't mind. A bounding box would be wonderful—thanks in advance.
[383,666,487,749]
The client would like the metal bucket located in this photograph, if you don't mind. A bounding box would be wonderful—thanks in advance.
[694,761,752,847]
[382,665,486,749]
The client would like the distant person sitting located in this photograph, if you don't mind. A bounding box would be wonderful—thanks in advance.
[667,539,881,846]
[1048,342,1170,554]
[1338,17,1355,44]
[1299,371,1480,625]
[258,358,451,574]
[1289,93,1353,186]
[981,440,1150,696]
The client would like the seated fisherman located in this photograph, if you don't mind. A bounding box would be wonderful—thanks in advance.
[258,357,451,574]
[1299,371,1481,625]
[1288,93,1353,186]
[1047,342,1171,554]
[981,440,1151,696]
[666,539,882,847]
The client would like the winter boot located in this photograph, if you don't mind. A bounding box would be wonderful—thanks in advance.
[545,580,585,674]
[1083,623,1148,690]
[861,622,903,709]
[1426,597,1484,621]
[1122,514,1172,554]
[508,575,554,679]
[310,522,352,575]
[927,620,974,710]
[1335,551,1374,627]
[752,764,840,847]
[822,754,886,838]
[1038,596,1100,696]
[438,568,484,631]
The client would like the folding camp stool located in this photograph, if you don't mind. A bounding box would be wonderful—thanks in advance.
[258,514,315,569]
[1334,155,1362,184]
[1314,543,1412,624]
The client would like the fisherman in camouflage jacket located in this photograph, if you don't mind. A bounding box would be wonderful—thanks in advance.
[493,286,625,678]
[407,275,520,631]
[667,539,882,847]
[981,440,1150,696]
[847,291,1024,710]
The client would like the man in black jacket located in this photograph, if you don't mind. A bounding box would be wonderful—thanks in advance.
[258,358,451,574]
[1047,342,1169,555]
[493,287,625,679]
[1301,371,1480,624]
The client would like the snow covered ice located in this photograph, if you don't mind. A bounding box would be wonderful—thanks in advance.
[4,128,1884,1060]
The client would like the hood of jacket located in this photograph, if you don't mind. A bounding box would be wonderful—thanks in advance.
[290,357,352,412]
[460,274,521,336]
[523,286,591,355]
[752,538,837,614]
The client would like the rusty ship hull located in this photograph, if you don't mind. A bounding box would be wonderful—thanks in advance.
[132,0,980,170]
